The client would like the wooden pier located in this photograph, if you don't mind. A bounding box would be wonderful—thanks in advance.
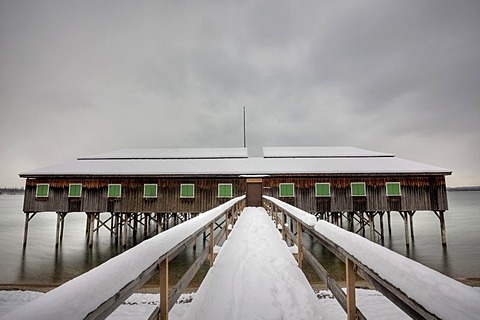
[6,197,480,320]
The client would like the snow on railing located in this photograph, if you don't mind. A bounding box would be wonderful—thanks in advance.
[2,196,245,320]
[263,196,480,320]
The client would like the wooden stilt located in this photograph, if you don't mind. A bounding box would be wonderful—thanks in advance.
[368,212,375,241]
[348,212,354,232]
[387,211,392,235]
[346,258,357,320]
[434,210,447,246]
[408,211,416,241]
[23,212,31,248]
[122,214,129,248]
[159,257,169,320]
[399,212,409,247]
[55,212,61,247]
[88,213,95,247]
[379,211,385,243]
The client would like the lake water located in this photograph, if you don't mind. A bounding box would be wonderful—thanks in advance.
[0,192,479,285]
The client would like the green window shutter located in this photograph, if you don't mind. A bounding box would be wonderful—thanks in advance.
[279,183,294,197]
[386,182,401,196]
[218,184,233,198]
[68,184,82,197]
[180,184,194,198]
[36,184,49,197]
[108,184,121,198]
[351,183,366,196]
[315,183,330,197]
[144,184,157,198]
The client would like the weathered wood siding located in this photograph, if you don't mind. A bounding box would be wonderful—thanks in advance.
[24,178,246,213]
[23,175,448,214]
[264,176,448,213]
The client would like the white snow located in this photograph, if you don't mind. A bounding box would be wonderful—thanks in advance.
[20,153,451,177]
[1,196,244,320]
[78,148,248,160]
[0,289,413,320]
[262,146,394,158]
[315,221,480,319]
[264,195,317,227]
[181,207,323,320]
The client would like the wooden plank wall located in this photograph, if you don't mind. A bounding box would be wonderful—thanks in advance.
[23,175,448,213]
[24,178,246,213]
[264,176,448,213]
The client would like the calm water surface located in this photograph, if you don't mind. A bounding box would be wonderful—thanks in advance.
[0,192,479,285]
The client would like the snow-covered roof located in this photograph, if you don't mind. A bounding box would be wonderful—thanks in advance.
[263,146,394,158]
[78,148,248,160]
[19,155,451,177]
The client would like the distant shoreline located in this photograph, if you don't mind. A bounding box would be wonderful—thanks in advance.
[446,186,480,192]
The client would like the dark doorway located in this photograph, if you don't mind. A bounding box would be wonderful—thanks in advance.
[246,179,263,207]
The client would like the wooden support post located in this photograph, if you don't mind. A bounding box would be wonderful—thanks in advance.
[282,211,286,240]
[60,213,65,242]
[408,211,416,241]
[85,213,90,236]
[55,212,61,248]
[297,220,303,269]
[209,222,214,267]
[274,208,279,229]
[348,212,354,232]
[88,213,95,248]
[23,212,30,248]
[379,211,385,243]
[159,257,169,320]
[346,258,357,320]
[122,214,129,248]
[437,210,447,246]
[387,211,392,235]
[400,212,409,247]
[368,212,375,241]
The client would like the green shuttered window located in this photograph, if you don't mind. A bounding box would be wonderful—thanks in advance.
[108,184,122,198]
[144,184,158,198]
[386,182,401,196]
[218,184,233,198]
[36,184,49,197]
[180,184,195,198]
[351,182,366,196]
[279,183,295,197]
[68,184,82,197]
[315,183,331,197]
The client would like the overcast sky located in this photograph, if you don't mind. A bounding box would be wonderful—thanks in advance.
[1,0,479,187]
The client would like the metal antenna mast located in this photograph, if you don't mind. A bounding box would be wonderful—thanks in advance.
[243,106,247,148]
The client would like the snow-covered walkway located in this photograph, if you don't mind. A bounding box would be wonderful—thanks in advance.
[182,207,323,320]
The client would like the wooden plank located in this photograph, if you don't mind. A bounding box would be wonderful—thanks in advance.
[346,258,357,320]
[302,248,367,320]
[296,220,303,269]
[209,223,214,267]
[159,258,169,320]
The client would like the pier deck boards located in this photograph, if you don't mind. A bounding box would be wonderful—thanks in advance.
[182,207,323,320]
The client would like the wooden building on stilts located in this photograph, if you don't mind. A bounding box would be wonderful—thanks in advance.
[19,146,451,248]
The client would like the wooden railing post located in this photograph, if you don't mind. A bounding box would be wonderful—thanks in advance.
[159,257,169,320]
[297,220,303,269]
[282,210,286,240]
[225,210,229,240]
[346,257,357,320]
[209,222,214,267]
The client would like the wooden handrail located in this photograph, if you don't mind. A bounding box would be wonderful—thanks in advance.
[263,195,438,320]
[4,196,245,320]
